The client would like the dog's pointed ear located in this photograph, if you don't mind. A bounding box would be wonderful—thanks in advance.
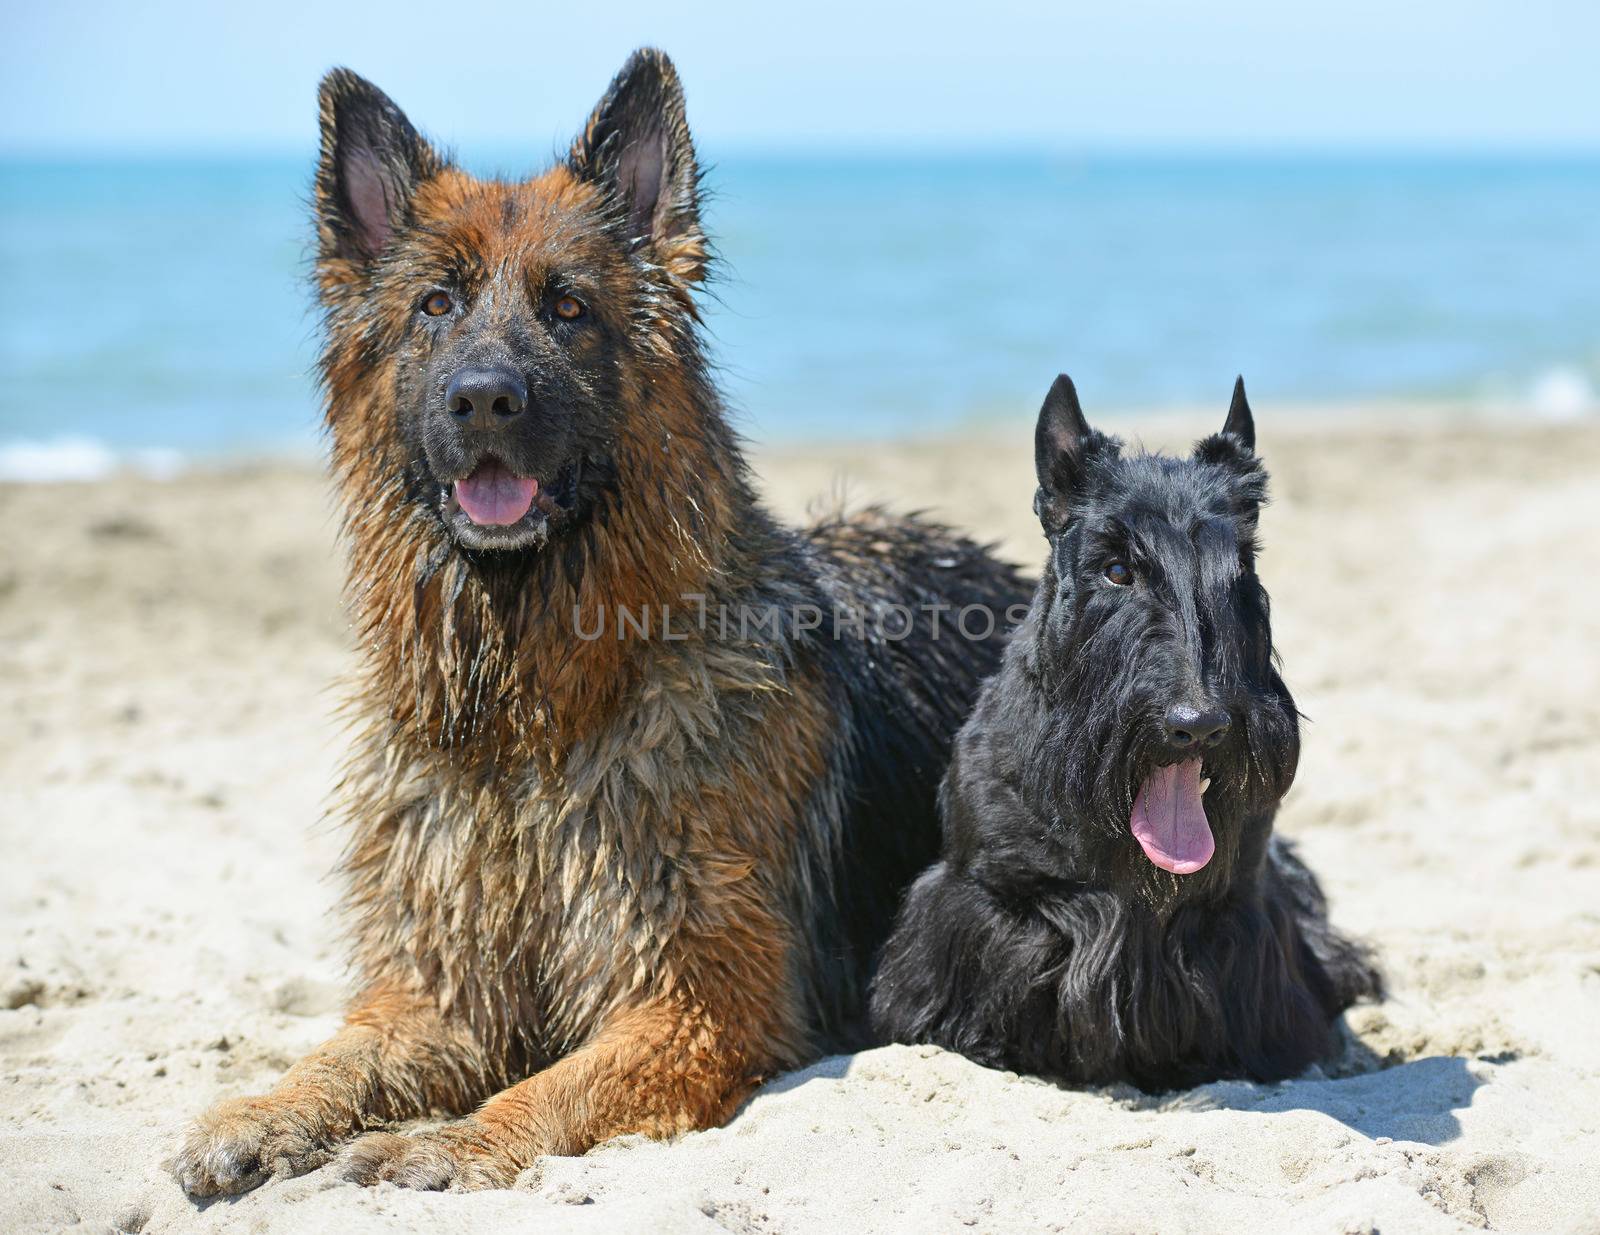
[1034,374,1095,529]
[570,48,706,282]
[1195,375,1260,471]
[1222,375,1255,451]
[315,69,440,276]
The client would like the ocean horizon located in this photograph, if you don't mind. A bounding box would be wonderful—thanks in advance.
[3,149,1598,478]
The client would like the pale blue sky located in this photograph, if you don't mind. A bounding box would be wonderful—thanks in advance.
[5,0,1598,153]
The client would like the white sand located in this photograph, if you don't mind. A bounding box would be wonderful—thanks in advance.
[3,413,1599,1234]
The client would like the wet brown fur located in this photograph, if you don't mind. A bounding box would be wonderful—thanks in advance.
[173,50,1027,1194]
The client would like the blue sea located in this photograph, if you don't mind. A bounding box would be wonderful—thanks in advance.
[2,151,1598,471]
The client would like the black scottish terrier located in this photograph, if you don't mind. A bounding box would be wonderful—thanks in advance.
[870,376,1381,1091]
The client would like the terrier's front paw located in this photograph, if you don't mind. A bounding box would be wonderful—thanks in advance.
[338,1121,519,1191]
[171,1096,333,1197]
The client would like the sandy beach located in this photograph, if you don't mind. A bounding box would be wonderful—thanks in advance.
[3,409,1599,1235]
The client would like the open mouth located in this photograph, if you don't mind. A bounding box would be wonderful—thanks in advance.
[1129,759,1214,875]
[453,457,546,527]
[439,455,577,547]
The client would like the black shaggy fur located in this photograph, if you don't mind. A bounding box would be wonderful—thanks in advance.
[870,375,1382,1091]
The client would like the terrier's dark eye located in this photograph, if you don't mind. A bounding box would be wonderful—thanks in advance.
[1104,561,1133,586]
[421,291,453,317]
[554,295,586,321]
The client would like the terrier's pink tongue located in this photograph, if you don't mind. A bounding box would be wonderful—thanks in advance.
[1130,759,1214,874]
[455,460,537,526]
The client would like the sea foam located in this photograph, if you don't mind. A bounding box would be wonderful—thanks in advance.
[0,438,184,483]
[1528,367,1598,422]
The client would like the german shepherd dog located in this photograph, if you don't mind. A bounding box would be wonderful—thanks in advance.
[171,50,1026,1194]
[870,377,1381,1090]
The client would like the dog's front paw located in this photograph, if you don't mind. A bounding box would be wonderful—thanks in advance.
[171,1096,333,1197]
[337,1121,519,1192]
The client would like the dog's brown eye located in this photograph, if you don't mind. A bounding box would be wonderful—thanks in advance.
[1104,561,1133,586]
[421,291,453,317]
[554,295,585,321]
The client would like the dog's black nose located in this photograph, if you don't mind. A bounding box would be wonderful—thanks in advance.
[1163,704,1231,752]
[445,367,526,429]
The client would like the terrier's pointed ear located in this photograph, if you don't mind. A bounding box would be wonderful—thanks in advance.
[1195,375,1265,480]
[570,48,706,283]
[315,69,440,275]
[1222,375,1255,451]
[1034,374,1095,528]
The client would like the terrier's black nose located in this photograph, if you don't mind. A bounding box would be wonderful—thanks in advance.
[445,367,527,429]
[1163,704,1231,752]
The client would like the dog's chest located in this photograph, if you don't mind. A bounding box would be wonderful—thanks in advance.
[353,731,701,1059]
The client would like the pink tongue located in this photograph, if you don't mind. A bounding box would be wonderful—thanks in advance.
[1130,759,1214,874]
[454,460,538,526]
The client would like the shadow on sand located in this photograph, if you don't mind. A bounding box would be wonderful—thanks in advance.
[1156,1052,1489,1146]
[759,1040,1494,1148]
[758,1053,855,1098]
